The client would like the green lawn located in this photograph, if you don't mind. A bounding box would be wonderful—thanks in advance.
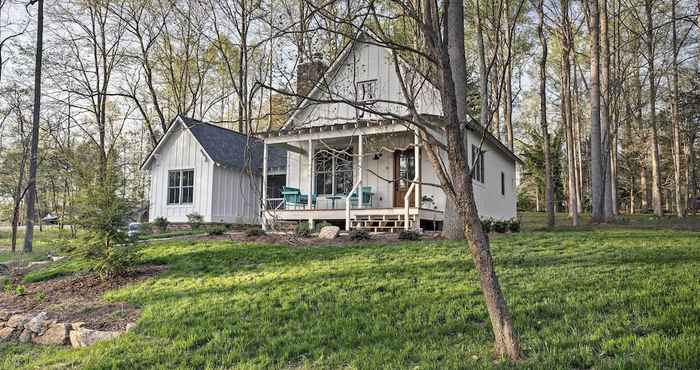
[0,227,75,263]
[1,214,699,369]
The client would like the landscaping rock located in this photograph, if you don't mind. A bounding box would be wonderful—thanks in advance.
[70,322,85,330]
[0,309,10,321]
[26,312,48,335]
[50,256,67,262]
[6,314,30,328]
[0,327,14,341]
[318,226,340,239]
[125,323,136,332]
[69,328,122,348]
[18,329,32,343]
[33,323,69,346]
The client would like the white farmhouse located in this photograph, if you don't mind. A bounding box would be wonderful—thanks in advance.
[141,116,286,224]
[261,32,521,232]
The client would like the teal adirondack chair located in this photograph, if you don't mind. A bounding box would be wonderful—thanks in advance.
[281,186,317,209]
[350,186,374,207]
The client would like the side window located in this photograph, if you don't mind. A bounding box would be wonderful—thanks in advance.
[181,170,194,204]
[167,171,181,204]
[471,145,485,183]
[167,169,194,204]
[501,172,505,196]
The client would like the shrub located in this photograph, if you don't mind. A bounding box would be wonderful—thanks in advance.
[508,218,521,233]
[398,230,421,240]
[294,223,311,238]
[154,217,169,233]
[72,169,140,278]
[245,227,265,237]
[481,218,493,233]
[349,229,371,241]
[186,213,203,230]
[208,226,226,236]
[493,220,508,233]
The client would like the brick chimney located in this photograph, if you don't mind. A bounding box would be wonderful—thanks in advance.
[296,52,327,104]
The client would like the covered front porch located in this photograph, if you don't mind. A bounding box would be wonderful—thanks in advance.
[261,120,445,231]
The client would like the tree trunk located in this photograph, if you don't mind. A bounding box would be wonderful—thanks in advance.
[537,0,554,227]
[670,0,684,217]
[23,0,44,253]
[450,0,520,359]
[645,0,663,217]
[560,0,578,225]
[442,0,469,240]
[600,0,614,220]
[503,0,514,151]
[588,0,604,222]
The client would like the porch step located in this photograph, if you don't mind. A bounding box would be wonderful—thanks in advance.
[350,214,417,232]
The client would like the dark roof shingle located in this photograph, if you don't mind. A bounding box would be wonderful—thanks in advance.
[180,116,286,171]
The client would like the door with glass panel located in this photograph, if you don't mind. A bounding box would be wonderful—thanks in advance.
[393,150,418,208]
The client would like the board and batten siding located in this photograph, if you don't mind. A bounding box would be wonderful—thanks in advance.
[148,122,213,223]
[293,40,441,129]
[211,165,261,224]
[466,130,518,220]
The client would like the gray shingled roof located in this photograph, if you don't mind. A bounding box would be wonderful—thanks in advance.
[180,116,286,171]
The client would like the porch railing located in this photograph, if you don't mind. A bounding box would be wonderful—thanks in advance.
[265,198,284,210]
[345,182,361,231]
[404,182,416,230]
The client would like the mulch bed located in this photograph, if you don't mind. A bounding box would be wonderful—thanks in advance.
[0,265,166,331]
[224,231,444,247]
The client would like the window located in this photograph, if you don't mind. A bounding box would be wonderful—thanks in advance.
[167,169,194,204]
[471,145,485,183]
[501,172,505,196]
[315,149,353,195]
[356,80,377,102]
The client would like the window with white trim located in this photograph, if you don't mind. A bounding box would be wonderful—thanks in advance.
[167,169,194,204]
[315,149,353,195]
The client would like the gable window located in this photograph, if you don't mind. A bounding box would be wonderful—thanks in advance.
[356,80,377,102]
[315,149,353,195]
[471,145,485,183]
[167,169,194,204]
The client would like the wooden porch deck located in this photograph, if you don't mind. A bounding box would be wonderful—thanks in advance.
[264,207,443,232]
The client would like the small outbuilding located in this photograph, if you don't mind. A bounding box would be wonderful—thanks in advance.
[141,116,286,224]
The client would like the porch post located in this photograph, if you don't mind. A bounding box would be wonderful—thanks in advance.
[414,130,421,209]
[262,142,268,231]
[308,138,314,229]
[358,134,363,209]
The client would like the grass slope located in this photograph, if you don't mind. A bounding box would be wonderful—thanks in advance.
[1,215,699,369]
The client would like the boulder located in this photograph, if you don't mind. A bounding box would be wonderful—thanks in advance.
[70,322,85,330]
[0,309,10,321]
[18,329,32,343]
[125,323,136,332]
[26,312,48,335]
[69,328,122,348]
[318,226,340,239]
[33,323,69,346]
[0,327,14,341]
[6,314,30,328]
